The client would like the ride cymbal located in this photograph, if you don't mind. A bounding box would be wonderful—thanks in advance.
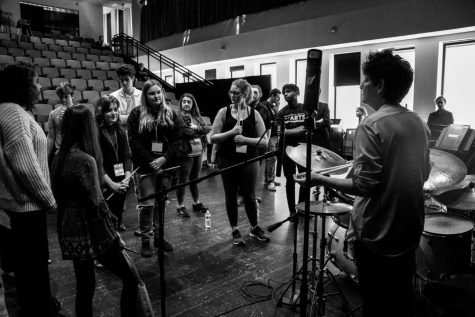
[286,143,349,174]
[423,149,467,191]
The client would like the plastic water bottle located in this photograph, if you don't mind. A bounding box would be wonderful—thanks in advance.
[205,210,211,229]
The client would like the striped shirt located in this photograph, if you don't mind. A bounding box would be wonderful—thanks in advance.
[0,102,56,212]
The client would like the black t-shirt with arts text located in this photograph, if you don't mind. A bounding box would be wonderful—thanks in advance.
[276,103,306,146]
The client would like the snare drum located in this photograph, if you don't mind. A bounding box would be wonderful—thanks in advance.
[416,212,474,280]
[327,213,358,282]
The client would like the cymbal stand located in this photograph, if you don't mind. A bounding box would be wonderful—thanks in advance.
[276,214,301,308]
[299,119,314,316]
[309,197,354,317]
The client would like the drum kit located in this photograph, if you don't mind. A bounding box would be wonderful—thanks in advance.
[283,143,475,307]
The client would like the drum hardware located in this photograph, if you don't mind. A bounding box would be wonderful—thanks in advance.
[433,180,475,210]
[294,199,355,317]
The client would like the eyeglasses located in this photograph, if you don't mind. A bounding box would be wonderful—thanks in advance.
[228,90,242,96]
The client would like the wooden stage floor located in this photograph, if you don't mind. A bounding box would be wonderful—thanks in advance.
[0,166,447,316]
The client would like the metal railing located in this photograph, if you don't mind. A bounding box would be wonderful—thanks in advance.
[112,33,213,88]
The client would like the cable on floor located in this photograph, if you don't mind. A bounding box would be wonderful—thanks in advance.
[213,278,289,317]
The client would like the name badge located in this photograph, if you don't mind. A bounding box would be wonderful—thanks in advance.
[151,142,163,154]
[114,163,125,177]
[236,144,247,153]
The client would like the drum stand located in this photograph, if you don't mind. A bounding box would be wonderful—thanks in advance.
[307,197,354,317]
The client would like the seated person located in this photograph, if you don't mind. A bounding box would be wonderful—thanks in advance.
[135,63,149,82]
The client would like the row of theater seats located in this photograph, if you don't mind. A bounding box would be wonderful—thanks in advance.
[1,41,112,57]
[0,49,121,63]
[32,103,96,133]
[0,56,127,74]
[0,32,100,49]
[39,77,120,92]
[41,89,116,106]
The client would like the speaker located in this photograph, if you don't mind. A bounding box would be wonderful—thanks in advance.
[303,49,322,114]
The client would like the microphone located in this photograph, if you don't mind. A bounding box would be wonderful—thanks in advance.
[276,120,285,177]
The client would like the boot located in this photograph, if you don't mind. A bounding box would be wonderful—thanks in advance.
[141,237,153,258]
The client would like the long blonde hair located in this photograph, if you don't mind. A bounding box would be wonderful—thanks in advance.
[139,79,174,133]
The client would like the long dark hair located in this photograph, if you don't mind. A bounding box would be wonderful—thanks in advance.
[0,62,40,111]
[178,93,205,126]
[52,105,104,189]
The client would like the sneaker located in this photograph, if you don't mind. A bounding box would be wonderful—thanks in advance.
[237,196,244,206]
[94,260,104,268]
[118,224,126,231]
[176,206,190,218]
[192,202,209,213]
[232,229,246,246]
[141,240,153,258]
[267,182,276,191]
[153,236,174,252]
[250,226,270,242]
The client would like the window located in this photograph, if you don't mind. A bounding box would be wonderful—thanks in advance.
[394,47,415,111]
[295,59,307,101]
[260,62,276,89]
[205,69,216,80]
[442,40,475,127]
[230,65,244,79]
[333,52,361,130]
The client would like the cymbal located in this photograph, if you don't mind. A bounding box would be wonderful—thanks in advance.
[432,175,475,196]
[423,149,467,191]
[296,201,352,215]
[433,182,475,210]
[286,143,349,174]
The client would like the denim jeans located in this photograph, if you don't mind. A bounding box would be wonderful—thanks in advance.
[265,136,278,183]
[176,155,203,205]
[134,172,170,239]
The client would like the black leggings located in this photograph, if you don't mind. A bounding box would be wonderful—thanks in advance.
[73,242,138,317]
[220,157,259,228]
[282,153,305,215]
[107,192,126,227]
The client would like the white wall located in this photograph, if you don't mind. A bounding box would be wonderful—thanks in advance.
[144,0,475,122]
[1,0,103,39]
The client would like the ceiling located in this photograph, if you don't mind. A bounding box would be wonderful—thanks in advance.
[76,0,132,9]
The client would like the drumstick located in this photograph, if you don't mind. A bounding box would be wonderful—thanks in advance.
[106,167,140,201]
[314,162,353,175]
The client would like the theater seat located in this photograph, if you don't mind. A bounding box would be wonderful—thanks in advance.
[104,80,120,91]
[76,69,92,80]
[8,48,25,57]
[50,58,66,68]
[42,51,57,59]
[92,70,107,80]
[87,79,104,91]
[34,57,50,68]
[62,46,76,53]
[15,56,33,64]
[37,77,52,91]
[41,90,60,105]
[66,59,82,69]
[59,68,76,79]
[25,49,41,58]
[17,42,33,50]
[76,47,89,54]
[57,52,72,60]
[82,91,100,105]
[41,67,60,79]
[86,54,99,62]
[70,78,87,91]
[81,61,96,70]
[51,78,69,88]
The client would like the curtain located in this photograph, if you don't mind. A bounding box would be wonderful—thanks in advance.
[141,0,308,42]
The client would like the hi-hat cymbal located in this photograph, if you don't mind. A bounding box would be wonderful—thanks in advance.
[286,143,349,174]
[433,182,475,210]
[432,175,475,196]
[423,149,467,191]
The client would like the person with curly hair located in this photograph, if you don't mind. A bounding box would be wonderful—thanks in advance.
[0,62,58,316]
[210,79,270,246]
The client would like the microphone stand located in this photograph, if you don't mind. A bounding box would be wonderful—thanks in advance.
[136,150,280,316]
[300,117,315,316]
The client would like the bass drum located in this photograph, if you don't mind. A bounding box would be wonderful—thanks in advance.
[326,213,358,282]
[416,212,474,281]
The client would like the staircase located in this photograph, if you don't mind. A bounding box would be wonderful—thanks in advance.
[112,33,213,91]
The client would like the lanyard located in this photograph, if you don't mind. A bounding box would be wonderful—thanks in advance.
[103,128,118,161]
